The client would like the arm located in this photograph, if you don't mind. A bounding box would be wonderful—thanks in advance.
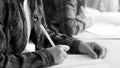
[0,19,54,68]
[54,0,85,36]
[49,30,107,59]
[42,0,107,59]
[0,49,54,68]
[0,1,54,68]
[46,29,81,54]
[46,27,107,59]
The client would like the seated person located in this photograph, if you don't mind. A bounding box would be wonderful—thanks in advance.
[43,0,86,36]
[0,0,106,68]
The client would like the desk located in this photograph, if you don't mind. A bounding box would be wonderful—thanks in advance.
[73,30,120,68]
[45,30,120,68]
[46,55,109,68]
[83,40,120,68]
[46,39,120,68]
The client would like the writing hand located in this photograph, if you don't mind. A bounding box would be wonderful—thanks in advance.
[46,45,70,64]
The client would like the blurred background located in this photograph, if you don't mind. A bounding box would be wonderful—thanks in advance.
[74,1,120,68]
[73,1,120,68]
[79,0,120,37]
[85,0,120,12]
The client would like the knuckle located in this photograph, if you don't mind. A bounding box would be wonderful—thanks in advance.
[57,48,63,53]
[57,45,62,48]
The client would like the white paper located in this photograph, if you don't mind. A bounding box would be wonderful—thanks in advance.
[46,55,109,68]
[86,23,120,36]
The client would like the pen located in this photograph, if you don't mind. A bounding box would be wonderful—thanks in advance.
[40,24,56,47]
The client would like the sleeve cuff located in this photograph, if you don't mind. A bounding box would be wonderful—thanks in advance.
[68,39,81,54]
[37,49,55,67]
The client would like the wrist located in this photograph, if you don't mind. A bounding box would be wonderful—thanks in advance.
[41,50,55,66]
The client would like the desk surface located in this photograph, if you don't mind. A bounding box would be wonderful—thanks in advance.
[46,55,109,68]
[74,31,120,68]
[89,40,120,68]
[46,28,120,68]
[46,40,120,68]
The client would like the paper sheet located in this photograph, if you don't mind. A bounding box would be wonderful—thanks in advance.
[46,55,109,68]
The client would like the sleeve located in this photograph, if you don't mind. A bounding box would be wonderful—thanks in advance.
[0,50,55,68]
[0,14,55,68]
[47,29,81,54]
[54,0,85,36]
[0,1,55,68]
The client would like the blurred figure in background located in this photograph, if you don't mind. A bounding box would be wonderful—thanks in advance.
[43,0,86,36]
[85,0,119,12]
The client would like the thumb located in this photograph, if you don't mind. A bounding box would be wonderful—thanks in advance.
[85,47,98,59]
[60,45,70,52]
[88,49,98,59]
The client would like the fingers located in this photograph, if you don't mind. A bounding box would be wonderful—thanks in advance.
[89,42,107,59]
[63,45,70,52]
[93,43,107,59]
[79,42,98,59]
[46,45,69,64]
[57,45,69,58]
[57,45,70,52]
[62,51,68,59]
[99,47,107,59]
[85,46,98,59]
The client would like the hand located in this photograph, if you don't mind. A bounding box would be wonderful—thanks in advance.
[78,42,107,59]
[46,45,70,64]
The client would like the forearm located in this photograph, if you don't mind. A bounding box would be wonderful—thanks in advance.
[0,49,55,68]
[50,32,81,54]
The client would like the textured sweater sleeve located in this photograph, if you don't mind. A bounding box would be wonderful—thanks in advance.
[0,13,55,68]
[47,29,81,54]
[0,50,55,68]
[54,0,85,36]
[0,1,55,67]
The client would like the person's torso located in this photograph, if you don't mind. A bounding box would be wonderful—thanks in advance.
[0,0,45,54]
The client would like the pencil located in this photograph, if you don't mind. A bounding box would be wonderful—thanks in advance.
[40,24,56,47]
[81,6,87,19]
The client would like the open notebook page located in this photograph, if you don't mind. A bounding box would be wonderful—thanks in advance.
[46,55,109,68]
